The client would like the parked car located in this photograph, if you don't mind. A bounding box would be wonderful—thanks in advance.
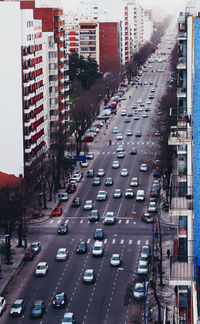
[0,297,6,316]
[87,169,94,177]
[66,183,76,193]
[24,248,35,261]
[10,299,25,317]
[30,242,41,254]
[58,192,69,202]
[52,206,63,216]
[86,152,94,160]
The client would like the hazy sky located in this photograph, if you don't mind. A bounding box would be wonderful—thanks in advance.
[62,0,187,13]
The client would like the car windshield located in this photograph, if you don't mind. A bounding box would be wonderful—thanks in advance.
[38,265,45,269]
[96,230,102,234]
[31,243,38,248]
[78,243,85,248]
[58,251,65,255]
[135,286,144,292]
[139,265,147,269]
[13,303,22,308]
[55,295,63,300]
[85,272,92,276]
[112,256,119,260]
[33,304,42,310]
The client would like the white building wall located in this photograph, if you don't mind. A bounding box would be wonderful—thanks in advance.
[0,2,24,177]
[143,16,153,42]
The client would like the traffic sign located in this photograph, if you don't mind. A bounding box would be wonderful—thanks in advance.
[74,156,87,162]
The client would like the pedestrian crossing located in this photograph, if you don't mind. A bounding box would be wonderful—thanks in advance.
[48,217,140,226]
[85,238,149,246]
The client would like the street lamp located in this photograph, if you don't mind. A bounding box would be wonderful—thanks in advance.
[118,267,146,324]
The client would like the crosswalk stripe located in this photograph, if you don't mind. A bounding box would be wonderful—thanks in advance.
[126,220,129,224]
[112,239,116,244]
[137,240,141,245]
[146,240,149,245]
[129,240,132,245]
[49,220,54,224]
[120,239,124,244]
[80,219,83,223]
[57,219,61,224]
[87,239,91,244]
[65,219,69,224]
[104,239,107,244]
[118,219,122,224]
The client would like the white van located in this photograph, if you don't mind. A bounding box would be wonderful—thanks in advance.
[136,190,145,201]
[92,241,104,257]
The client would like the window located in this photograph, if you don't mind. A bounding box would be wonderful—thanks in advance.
[49,63,57,70]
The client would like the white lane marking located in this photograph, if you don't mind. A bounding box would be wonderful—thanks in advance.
[142,142,144,145]
[87,239,91,244]
[57,219,61,224]
[65,219,69,224]
[146,240,149,245]
[129,240,132,245]
[112,239,116,244]
[102,152,105,155]
[120,239,124,244]
[118,219,122,224]
[80,219,83,223]
[126,220,129,224]
[137,240,141,245]
[113,151,115,154]
[133,221,136,224]
[104,239,107,244]
[49,220,54,224]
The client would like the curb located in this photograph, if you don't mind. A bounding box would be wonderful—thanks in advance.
[0,257,24,295]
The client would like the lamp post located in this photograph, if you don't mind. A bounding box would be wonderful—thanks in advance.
[118,267,146,324]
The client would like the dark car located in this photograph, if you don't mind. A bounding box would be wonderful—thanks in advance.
[24,248,35,261]
[87,169,94,177]
[57,223,68,235]
[31,300,46,318]
[130,147,137,155]
[10,299,25,317]
[89,210,99,222]
[76,241,87,254]
[151,188,159,197]
[52,292,67,308]
[94,228,104,240]
[105,177,113,186]
[153,169,161,178]
[66,183,77,193]
[93,177,101,186]
[71,197,81,207]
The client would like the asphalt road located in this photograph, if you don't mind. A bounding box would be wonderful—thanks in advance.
[2,42,172,324]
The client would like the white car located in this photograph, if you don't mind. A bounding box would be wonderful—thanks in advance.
[61,312,75,324]
[120,168,128,176]
[112,161,120,168]
[117,145,124,152]
[143,113,148,118]
[113,189,122,198]
[110,254,121,266]
[133,283,145,300]
[112,127,118,133]
[84,200,93,210]
[35,262,48,276]
[80,161,88,168]
[116,133,123,140]
[125,188,134,198]
[10,299,25,317]
[137,107,143,112]
[83,269,95,283]
[146,100,151,105]
[137,98,142,104]
[130,177,139,187]
[56,248,68,261]
[0,296,6,316]
[140,245,151,258]
[137,261,148,274]
[92,241,104,256]
[86,152,94,159]
[117,151,125,158]
[126,130,133,136]
[97,169,105,177]
[96,190,107,201]
[121,110,126,116]
[140,163,147,172]
[103,212,116,224]
[148,201,157,213]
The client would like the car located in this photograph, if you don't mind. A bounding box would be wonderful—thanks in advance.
[110,254,121,266]
[144,81,148,85]
[56,248,68,261]
[117,145,124,152]
[24,248,35,261]
[143,113,148,118]
[125,188,134,198]
[86,152,94,159]
[121,110,126,116]
[149,94,154,99]
[142,213,155,223]
[153,169,161,178]
[80,161,88,168]
[135,131,142,137]
[87,169,94,177]
[137,107,143,112]
[57,223,68,234]
[130,147,137,155]
[149,81,153,85]
[137,98,142,104]
[30,242,41,254]
[52,206,63,216]
[134,115,139,120]
[112,127,118,133]
[94,228,104,240]
[103,212,116,224]
[113,188,122,198]
[140,163,147,172]
[83,269,96,283]
[30,300,46,318]
[127,112,133,117]
[96,190,107,201]
[35,262,48,276]
[10,299,25,317]
[145,107,151,112]
[72,171,83,182]
[136,190,145,201]
[52,292,67,308]
[120,168,128,176]
[154,131,160,136]
[146,100,151,105]
[112,160,120,168]
[137,261,148,274]
[76,241,87,254]
[105,177,113,186]
[151,188,159,197]
[124,117,130,123]
[71,197,81,207]
[148,201,157,213]
[133,283,145,300]
[61,312,75,324]
[84,200,94,210]
[151,87,155,92]
[130,177,139,186]
[97,169,105,177]
[0,297,6,316]
[92,241,104,256]
[89,210,99,222]
[126,130,133,136]
[58,192,69,202]
[68,179,77,185]
[116,133,123,140]
[141,245,151,258]
[93,177,101,186]
[117,151,125,158]
[66,183,76,193]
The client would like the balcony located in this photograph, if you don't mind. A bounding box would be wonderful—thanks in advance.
[49,68,58,75]
[168,125,191,146]
[169,256,193,286]
[169,175,192,211]
[177,57,186,70]
[177,87,186,98]
[49,57,58,64]
[25,119,32,127]
[25,146,32,154]
[25,133,31,140]
[49,80,58,87]
[48,42,57,51]
[178,31,187,40]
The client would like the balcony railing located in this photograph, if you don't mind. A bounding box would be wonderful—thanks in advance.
[169,175,192,210]
[169,256,193,284]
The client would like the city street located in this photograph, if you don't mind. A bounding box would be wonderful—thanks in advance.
[1,47,172,324]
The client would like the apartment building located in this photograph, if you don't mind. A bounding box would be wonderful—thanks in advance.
[168,8,200,323]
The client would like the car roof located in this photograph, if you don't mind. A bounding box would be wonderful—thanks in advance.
[13,299,24,304]
[58,248,66,252]
[85,269,94,273]
[64,312,74,318]
[34,300,44,304]
[38,262,47,266]
[112,254,120,257]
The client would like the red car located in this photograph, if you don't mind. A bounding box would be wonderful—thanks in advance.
[24,248,35,261]
[52,206,63,217]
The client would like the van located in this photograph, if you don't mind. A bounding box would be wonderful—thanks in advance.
[92,241,104,257]
[136,190,145,201]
